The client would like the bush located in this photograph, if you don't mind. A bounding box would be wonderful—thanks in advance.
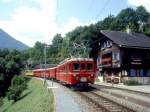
[6,76,27,102]
[123,79,140,85]
[0,97,3,107]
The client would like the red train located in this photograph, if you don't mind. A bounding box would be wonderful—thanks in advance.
[33,58,96,87]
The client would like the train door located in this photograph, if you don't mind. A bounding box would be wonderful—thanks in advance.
[87,62,95,83]
[71,61,80,85]
[80,61,87,77]
[66,63,69,84]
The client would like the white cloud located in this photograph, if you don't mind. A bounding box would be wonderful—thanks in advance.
[59,17,92,37]
[0,0,92,47]
[0,0,57,47]
[128,0,150,12]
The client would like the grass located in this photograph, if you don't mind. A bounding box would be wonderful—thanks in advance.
[1,78,54,112]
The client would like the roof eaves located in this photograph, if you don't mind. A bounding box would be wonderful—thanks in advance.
[120,45,150,49]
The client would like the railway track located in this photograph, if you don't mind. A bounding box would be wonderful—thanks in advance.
[77,91,135,112]
[92,84,150,97]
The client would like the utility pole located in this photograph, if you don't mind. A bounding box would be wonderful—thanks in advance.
[44,45,47,85]
[44,44,54,87]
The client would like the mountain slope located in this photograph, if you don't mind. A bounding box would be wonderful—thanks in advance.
[0,29,29,50]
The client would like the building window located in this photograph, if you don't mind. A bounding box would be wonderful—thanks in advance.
[103,42,106,49]
[130,69,136,76]
[112,52,120,60]
[141,69,144,76]
[101,44,104,50]
[97,56,102,65]
[147,70,150,76]
[107,41,112,48]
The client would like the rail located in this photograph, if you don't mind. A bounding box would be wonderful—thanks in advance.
[77,91,135,112]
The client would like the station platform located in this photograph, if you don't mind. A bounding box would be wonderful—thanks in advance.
[95,81,150,94]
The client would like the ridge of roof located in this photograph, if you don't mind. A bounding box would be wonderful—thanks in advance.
[100,30,150,49]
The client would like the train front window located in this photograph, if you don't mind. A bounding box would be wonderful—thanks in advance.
[73,63,80,71]
[81,63,86,70]
[87,63,93,70]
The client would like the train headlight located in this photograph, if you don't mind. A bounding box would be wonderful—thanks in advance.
[73,74,76,77]
[91,74,94,77]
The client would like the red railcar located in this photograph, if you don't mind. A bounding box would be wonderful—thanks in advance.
[48,67,57,79]
[32,58,96,87]
[56,58,96,87]
[45,69,50,79]
[33,69,45,77]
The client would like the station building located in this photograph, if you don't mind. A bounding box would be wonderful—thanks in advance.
[90,30,150,84]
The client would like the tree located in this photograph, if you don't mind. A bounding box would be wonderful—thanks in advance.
[7,76,27,102]
[136,6,150,23]
[0,49,24,97]
[0,97,3,107]
[97,15,115,30]
[136,6,150,33]
[52,34,63,46]
[111,8,138,31]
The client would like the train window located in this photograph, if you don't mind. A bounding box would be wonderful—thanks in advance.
[73,63,80,70]
[81,63,86,70]
[87,63,93,70]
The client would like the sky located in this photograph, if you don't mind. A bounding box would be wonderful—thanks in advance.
[0,0,150,47]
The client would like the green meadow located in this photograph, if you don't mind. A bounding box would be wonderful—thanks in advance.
[1,78,54,112]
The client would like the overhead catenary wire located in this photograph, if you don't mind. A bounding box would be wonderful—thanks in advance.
[94,0,111,21]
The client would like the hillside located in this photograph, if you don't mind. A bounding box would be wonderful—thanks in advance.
[0,29,29,50]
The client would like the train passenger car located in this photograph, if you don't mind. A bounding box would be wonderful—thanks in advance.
[48,67,57,79]
[25,70,33,76]
[56,58,96,87]
[33,69,45,77]
[44,69,50,79]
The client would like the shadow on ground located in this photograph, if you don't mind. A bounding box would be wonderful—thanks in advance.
[3,91,32,112]
[19,91,32,101]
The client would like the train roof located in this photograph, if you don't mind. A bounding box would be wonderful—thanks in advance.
[33,58,93,70]
[58,58,93,66]
[32,69,45,71]
[46,67,57,70]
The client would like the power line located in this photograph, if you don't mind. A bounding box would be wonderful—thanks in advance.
[86,0,96,16]
[95,0,111,21]
[55,0,59,24]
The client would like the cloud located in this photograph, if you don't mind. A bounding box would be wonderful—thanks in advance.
[59,17,92,37]
[128,0,150,12]
[0,0,92,47]
[0,0,57,47]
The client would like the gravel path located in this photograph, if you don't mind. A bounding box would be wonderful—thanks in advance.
[46,80,101,112]
[47,80,82,112]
